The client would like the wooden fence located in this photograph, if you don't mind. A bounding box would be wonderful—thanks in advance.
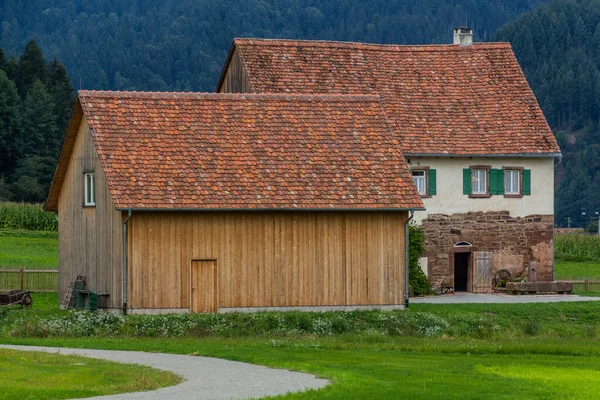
[0,269,58,292]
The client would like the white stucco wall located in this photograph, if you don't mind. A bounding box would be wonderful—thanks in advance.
[408,156,555,224]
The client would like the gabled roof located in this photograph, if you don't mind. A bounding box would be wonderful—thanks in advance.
[223,39,560,156]
[46,91,424,211]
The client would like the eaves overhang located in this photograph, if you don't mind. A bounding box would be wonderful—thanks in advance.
[404,153,562,158]
[115,207,426,212]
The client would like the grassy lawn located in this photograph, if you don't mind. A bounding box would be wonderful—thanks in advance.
[554,234,600,288]
[555,259,600,279]
[555,256,600,295]
[0,230,58,269]
[0,348,180,400]
[2,336,600,399]
[2,294,600,399]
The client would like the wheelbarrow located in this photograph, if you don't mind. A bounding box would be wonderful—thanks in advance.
[0,290,32,307]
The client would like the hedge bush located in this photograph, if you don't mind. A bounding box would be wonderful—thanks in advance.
[409,224,432,296]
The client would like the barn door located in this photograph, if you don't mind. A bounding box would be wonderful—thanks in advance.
[473,252,492,293]
[190,259,218,313]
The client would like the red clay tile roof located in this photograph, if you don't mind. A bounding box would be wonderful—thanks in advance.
[226,39,560,156]
[71,91,423,210]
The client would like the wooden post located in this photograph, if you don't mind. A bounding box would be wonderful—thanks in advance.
[19,268,24,290]
[585,280,589,291]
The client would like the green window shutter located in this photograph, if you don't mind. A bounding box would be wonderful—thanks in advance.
[523,169,531,195]
[428,169,437,195]
[490,169,498,195]
[463,169,471,194]
[490,169,504,195]
[498,169,505,194]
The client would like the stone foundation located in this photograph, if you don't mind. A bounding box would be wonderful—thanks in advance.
[420,211,554,291]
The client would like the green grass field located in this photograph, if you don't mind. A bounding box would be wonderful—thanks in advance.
[4,295,600,400]
[0,230,58,268]
[0,348,180,400]
[2,296,600,399]
[555,259,600,279]
[3,336,600,400]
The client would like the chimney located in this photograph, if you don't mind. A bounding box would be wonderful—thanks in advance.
[453,27,473,46]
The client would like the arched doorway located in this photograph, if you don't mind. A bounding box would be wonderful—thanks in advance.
[452,242,473,292]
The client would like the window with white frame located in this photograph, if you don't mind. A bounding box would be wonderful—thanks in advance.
[505,169,520,195]
[412,170,426,196]
[84,172,95,206]
[472,169,487,194]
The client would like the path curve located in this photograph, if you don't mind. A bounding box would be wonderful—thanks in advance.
[0,345,329,399]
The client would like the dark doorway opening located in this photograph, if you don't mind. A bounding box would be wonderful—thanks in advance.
[454,252,470,292]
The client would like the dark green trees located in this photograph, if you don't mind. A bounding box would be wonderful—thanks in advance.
[0,71,22,178]
[0,0,547,92]
[16,41,47,98]
[0,41,74,203]
[494,0,600,226]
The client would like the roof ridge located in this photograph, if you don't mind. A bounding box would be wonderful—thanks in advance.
[233,38,512,52]
[77,90,381,102]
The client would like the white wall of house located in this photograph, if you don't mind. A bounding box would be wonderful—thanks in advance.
[408,156,555,224]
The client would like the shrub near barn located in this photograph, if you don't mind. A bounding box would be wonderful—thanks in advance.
[409,225,431,296]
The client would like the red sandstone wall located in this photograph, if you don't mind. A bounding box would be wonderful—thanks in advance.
[420,211,554,291]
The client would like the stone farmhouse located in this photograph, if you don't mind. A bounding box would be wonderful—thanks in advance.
[215,28,561,293]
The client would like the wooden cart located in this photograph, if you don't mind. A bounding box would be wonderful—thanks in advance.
[0,290,32,307]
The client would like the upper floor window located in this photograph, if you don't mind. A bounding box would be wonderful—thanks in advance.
[84,172,95,206]
[463,166,490,197]
[411,167,436,197]
[504,169,520,195]
[471,169,488,195]
[412,170,426,195]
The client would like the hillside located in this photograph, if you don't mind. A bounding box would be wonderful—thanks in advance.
[494,0,600,228]
[0,0,546,92]
[0,42,73,203]
[1,0,595,225]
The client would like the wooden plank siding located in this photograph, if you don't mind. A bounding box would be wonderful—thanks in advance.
[217,48,253,93]
[57,116,124,309]
[127,211,407,311]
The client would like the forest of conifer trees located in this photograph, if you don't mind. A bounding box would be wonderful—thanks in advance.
[495,0,600,228]
[0,41,74,203]
[0,0,598,227]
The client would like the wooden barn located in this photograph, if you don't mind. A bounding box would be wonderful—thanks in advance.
[45,91,423,314]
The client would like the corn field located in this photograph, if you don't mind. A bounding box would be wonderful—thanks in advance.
[0,202,57,231]
[555,233,600,260]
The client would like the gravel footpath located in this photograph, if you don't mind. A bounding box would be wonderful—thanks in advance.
[0,345,329,399]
